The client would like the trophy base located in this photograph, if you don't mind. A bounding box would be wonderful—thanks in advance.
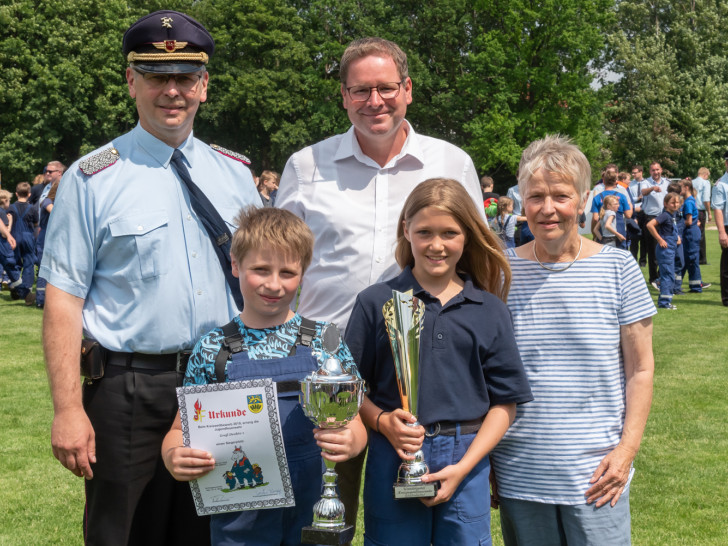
[301,524,355,545]
[393,481,439,499]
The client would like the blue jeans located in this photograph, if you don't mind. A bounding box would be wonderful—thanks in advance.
[363,428,492,545]
[499,491,631,546]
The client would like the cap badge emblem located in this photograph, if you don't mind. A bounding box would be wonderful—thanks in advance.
[161,16,173,29]
[152,40,189,52]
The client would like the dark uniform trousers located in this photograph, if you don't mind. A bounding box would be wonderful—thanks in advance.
[698,210,708,264]
[82,365,210,546]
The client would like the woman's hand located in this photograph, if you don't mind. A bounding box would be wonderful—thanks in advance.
[585,444,635,507]
[379,409,425,460]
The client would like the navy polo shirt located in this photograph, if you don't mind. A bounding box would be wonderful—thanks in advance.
[345,266,532,426]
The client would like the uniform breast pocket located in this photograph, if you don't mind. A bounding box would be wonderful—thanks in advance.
[108,211,169,280]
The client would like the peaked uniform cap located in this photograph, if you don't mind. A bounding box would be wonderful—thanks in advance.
[123,10,214,74]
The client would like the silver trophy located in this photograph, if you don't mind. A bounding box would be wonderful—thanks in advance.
[383,289,438,499]
[299,331,364,546]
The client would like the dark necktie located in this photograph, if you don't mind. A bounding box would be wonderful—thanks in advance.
[170,149,244,310]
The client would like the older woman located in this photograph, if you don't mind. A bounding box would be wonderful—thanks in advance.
[491,136,656,545]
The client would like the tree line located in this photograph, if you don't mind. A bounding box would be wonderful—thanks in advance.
[2,0,727,190]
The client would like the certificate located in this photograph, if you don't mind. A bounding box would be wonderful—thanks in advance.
[177,378,295,515]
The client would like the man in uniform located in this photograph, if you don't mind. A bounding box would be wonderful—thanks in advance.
[31,161,65,212]
[712,154,728,306]
[40,11,260,545]
[276,36,484,535]
[640,162,671,287]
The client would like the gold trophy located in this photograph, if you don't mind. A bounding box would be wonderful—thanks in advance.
[383,289,438,499]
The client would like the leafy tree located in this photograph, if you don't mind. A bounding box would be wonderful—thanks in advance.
[607,0,728,177]
[0,0,195,184]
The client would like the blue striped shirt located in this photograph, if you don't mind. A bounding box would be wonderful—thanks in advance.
[491,245,656,504]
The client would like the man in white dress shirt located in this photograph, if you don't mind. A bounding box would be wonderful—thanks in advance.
[276,36,484,534]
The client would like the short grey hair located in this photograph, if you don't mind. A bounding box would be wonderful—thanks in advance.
[517,135,591,200]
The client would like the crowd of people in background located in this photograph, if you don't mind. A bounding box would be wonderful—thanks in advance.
[0,160,65,308]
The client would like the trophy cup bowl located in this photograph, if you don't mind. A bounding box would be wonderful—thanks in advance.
[299,357,364,545]
[383,290,439,500]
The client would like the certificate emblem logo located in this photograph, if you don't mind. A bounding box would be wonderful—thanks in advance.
[193,399,205,421]
[247,394,263,414]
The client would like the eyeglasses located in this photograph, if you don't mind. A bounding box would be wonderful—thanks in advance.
[135,70,203,93]
[45,169,61,174]
[345,80,405,102]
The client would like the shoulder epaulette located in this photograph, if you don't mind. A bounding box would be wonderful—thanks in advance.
[79,147,120,176]
[211,144,251,165]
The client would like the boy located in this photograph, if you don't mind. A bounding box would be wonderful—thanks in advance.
[162,207,367,545]
[8,182,38,304]
[0,190,22,296]
[647,192,682,309]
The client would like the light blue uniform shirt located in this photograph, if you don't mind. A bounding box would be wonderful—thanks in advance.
[40,124,261,353]
[507,185,522,215]
[692,176,711,211]
[628,180,642,211]
[712,173,728,224]
[640,177,671,216]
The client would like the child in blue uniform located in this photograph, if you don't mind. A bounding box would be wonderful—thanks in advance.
[0,190,22,296]
[646,192,681,309]
[345,178,533,545]
[162,207,368,546]
[7,182,38,303]
[678,179,704,292]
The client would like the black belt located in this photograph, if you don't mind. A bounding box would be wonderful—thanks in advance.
[277,380,302,392]
[107,351,192,374]
[425,417,483,437]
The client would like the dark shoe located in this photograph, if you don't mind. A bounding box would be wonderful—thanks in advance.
[701,282,711,289]
[673,290,685,295]
[24,292,36,306]
[639,261,647,267]
[10,288,21,300]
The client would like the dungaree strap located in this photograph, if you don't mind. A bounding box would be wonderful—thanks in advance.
[212,317,318,383]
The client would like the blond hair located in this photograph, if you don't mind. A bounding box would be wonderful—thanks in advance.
[599,194,620,221]
[0,189,11,206]
[258,170,280,190]
[496,196,514,221]
[340,37,408,84]
[517,135,591,200]
[395,178,511,301]
[231,207,314,272]
[697,167,710,179]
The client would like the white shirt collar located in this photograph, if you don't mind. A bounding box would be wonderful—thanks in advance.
[333,120,426,169]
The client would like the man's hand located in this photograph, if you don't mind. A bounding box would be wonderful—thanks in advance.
[51,406,96,479]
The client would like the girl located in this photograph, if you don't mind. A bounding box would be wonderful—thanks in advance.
[679,178,704,292]
[345,178,533,545]
[594,194,625,247]
[490,196,525,249]
[646,192,682,309]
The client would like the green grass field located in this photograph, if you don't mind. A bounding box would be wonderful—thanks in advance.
[1,232,726,545]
